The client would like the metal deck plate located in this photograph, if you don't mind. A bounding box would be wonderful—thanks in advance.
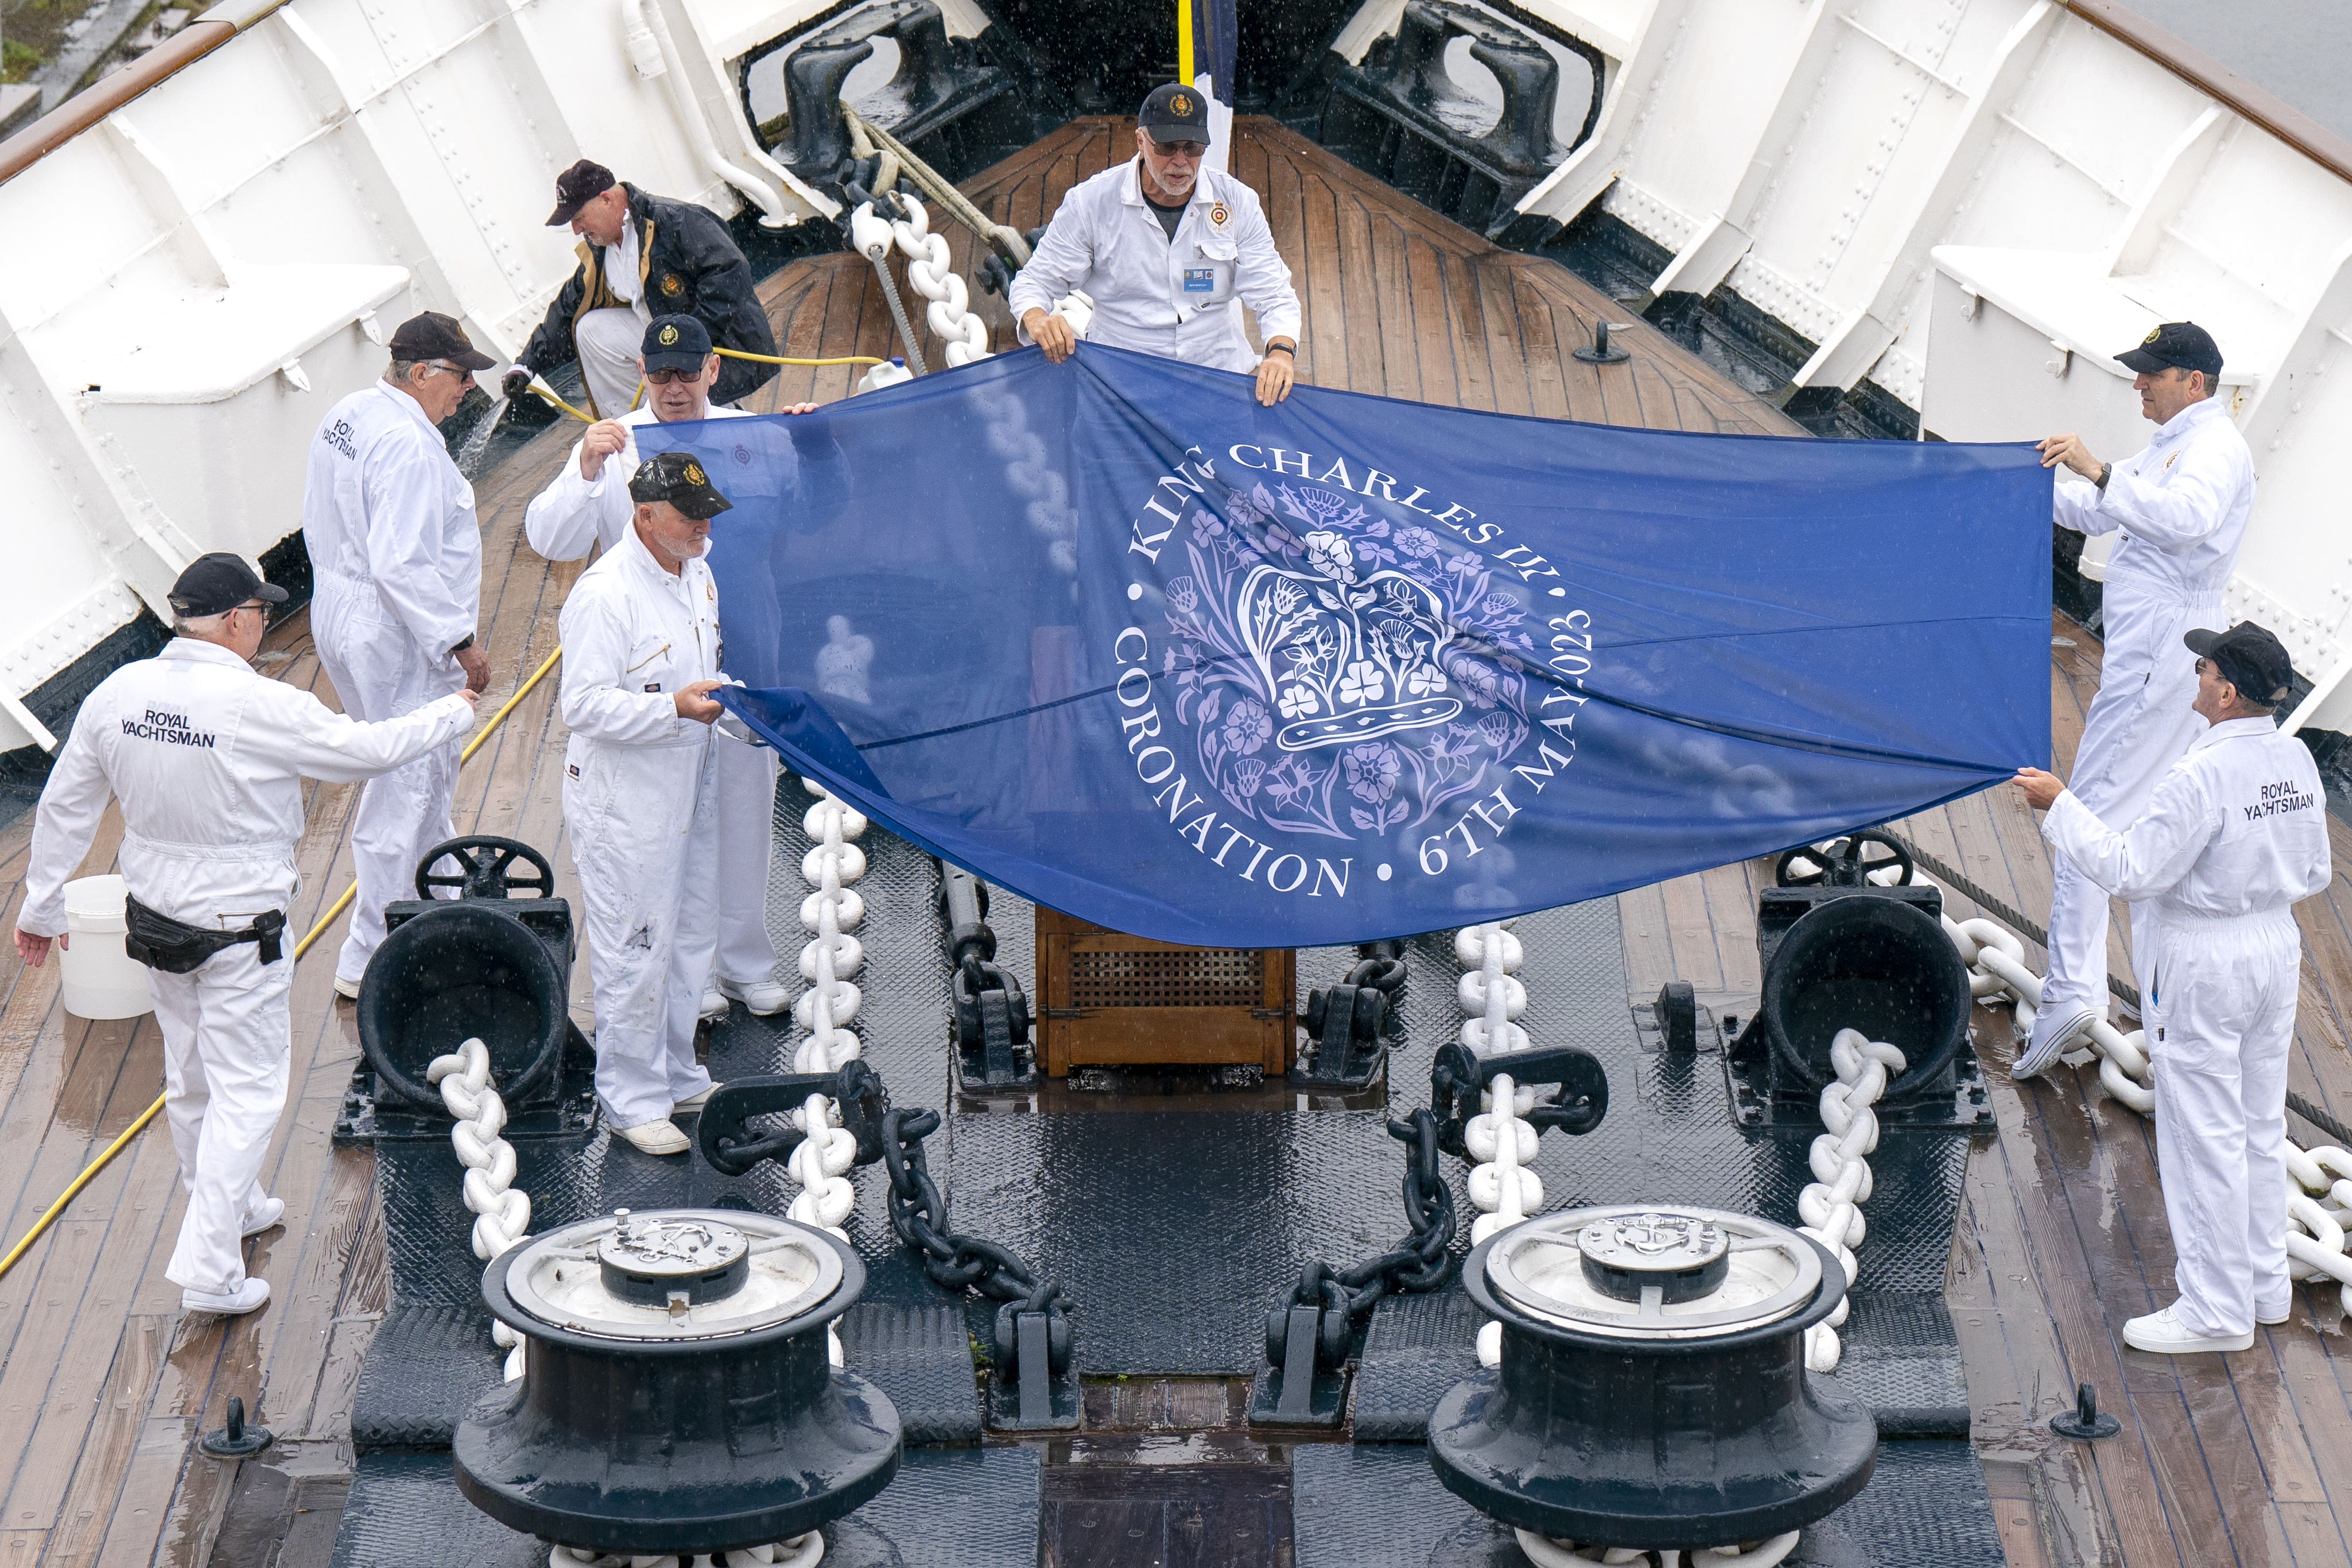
[328,1445,1042,1567]
[1291,1439,2004,1567]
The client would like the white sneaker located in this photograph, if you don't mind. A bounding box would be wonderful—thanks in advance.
[718,976,793,1017]
[672,1085,717,1113]
[332,975,361,1001]
[615,1117,690,1156]
[240,1197,285,1237]
[2258,1301,2292,1327]
[2124,1304,2252,1354]
[183,1278,271,1316]
[2015,1003,2098,1080]
[698,986,731,1023]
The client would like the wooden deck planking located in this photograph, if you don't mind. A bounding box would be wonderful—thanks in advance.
[6,108,2343,1568]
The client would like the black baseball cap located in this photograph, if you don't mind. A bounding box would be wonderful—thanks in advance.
[2185,623,2293,707]
[546,158,617,226]
[387,311,495,371]
[641,315,714,374]
[168,553,288,620]
[2118,321,2223,381]
[628,451,733,520]
[1139,82,1211,145]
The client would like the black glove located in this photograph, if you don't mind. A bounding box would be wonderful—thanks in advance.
[500,365,534,400]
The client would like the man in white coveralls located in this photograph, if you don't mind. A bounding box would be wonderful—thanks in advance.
[302,311,496,1002]
[1010,83,1302,406]
[526,313,818,1023]
[2020,321,2254,1076]
[14,553,479,1316]
[559,452,738,1156]
[2015,623,2327,1353]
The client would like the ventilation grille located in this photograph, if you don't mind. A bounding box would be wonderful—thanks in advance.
[1066,947,1266,1009]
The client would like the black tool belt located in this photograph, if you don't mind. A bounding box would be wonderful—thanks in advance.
[123,894,286,975]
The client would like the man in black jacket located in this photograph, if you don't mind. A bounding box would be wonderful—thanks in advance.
[505,160,779,417]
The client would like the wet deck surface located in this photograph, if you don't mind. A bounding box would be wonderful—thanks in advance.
[0,115,2342,1567]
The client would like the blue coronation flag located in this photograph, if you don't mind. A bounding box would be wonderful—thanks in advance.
[662,343,2050,949]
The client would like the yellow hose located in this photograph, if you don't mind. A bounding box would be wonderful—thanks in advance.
[714,347,884,367]
[0,645,566,1282]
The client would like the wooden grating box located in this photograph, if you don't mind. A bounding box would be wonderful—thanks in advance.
[1035,906,1295,1076]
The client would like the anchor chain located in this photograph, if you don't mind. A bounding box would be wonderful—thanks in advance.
[887,194,992,368]
[1265,1108,1456,1373]
[1795,1028,1904,1373]
[1460,920,1535,1368]
[426,1038,530,1382]
[1786,837,2352,1315]
[876,1106,1073,1380]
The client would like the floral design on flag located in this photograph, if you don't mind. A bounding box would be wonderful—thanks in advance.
[1161,482,1535,841]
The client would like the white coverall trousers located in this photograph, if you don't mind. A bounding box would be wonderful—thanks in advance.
[2148,909,2299,1338]
[565,733,719,1128]
[2043,582,2226,1017]
[712,730,781,987]
[154,942,293,1295]
[312,576,464,985]
[577,306,651,420]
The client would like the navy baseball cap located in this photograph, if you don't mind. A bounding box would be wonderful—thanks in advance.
[2118,321,2222,381]
[2185,623,2293,707]
[387,311,495,371]
[546,159,616,226]
[1139,82,1211,145]
[169,553,288,619]
[628,452,733,520]
[641,315,713,374]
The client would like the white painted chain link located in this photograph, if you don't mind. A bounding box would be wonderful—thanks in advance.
[546,1529,823,1567]
[793,782,871,1368]
[1457,921,1538,1371]
[1796,1030,1904,1374]
[888,195,992,368]
[1515,1528,1801,1567]
[426,1037,531,1382]
[979,383,1080,576]
[1794,841,2352,1316]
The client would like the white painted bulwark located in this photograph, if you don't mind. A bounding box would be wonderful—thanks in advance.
[0,0,838,750]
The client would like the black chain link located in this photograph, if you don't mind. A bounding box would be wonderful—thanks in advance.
[1266,1109,1454,1371]
[879,1107,1072,1376]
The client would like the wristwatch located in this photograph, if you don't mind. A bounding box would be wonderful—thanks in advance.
[2095,463,2112,492]
[449,634,476,655]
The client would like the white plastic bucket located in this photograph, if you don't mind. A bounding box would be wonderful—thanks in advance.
[60,875,153,1020]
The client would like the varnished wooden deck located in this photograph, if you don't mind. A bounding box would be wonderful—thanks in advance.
[0,114,2341,1567]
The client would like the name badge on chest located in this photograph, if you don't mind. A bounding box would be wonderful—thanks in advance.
[1183,268,1217,294]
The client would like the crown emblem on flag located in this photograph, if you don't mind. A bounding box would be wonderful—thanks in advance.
[1237,530,1462,752]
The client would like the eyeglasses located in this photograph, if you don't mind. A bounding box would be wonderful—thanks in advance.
[426,360,477,383]
[644,367,704,386]
[1151,139,1206,159]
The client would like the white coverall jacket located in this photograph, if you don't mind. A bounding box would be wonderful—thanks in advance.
[301,382,482,989]
[526,403,782,993]
[2043,716,2329,1337]
[558,527,723,1127]
[21,639,472,1296]
[2045,397,2254,1019]
[1007,158,1302,374]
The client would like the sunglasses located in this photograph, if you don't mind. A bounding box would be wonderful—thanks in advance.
[644,366,705,386]
[1150,139,1206,158]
